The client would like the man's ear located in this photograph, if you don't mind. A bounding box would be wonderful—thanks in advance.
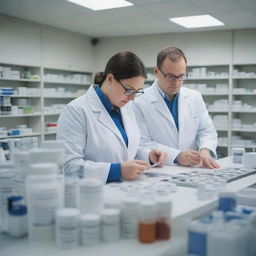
[153,67,158,75]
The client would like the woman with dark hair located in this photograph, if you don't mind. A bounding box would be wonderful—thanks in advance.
[57,51,167,183]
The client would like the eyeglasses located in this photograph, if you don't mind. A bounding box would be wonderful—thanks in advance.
[158,67,187,81]
[118,80,144,97]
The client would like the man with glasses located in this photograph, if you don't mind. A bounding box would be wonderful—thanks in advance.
[133,46,220,169]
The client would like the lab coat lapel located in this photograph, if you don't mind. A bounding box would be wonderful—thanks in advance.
[87,86,127,148]
[178,88,189,146]
[150,82,178,132]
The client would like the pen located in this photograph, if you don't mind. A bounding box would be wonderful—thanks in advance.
[151,162,160,168]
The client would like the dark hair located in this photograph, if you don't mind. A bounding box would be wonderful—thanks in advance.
[94,51,147,86]
[157,46,187,68]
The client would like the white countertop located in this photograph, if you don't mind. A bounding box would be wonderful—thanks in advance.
[1,157,256,256]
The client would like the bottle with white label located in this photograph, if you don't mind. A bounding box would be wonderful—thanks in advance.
[26,163,61,242]
[56,208,80,249]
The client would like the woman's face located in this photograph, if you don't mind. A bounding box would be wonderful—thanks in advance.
[104,74,145,108]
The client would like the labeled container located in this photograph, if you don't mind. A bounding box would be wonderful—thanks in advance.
[101,208,120,243]
[56,208,80,249]
[121,197,140,239]
[80,179,103,214]
[8,205,28,237]
[156,198,172,240]
[138,200,157,243]
[26,163,61,242]
[80,214,100,246]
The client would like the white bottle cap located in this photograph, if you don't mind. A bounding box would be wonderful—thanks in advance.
[29,163,58,175]
[80,214,100,226]
[56,208,80,224]
[80,179,103,192]
[122,197,140,208]
[29,148,65,166]
[157,198,172,213]
[41,140,65,150]
[101,209,120,224]
[139,200,157,222]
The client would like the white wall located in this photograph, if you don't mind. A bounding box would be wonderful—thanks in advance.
[0,15,256,71]
[94,29,256,70]
[0,15,95,71]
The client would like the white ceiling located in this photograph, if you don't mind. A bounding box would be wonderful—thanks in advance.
[0,0,256,38]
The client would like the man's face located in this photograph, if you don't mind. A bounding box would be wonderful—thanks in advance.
[154,57,186,98]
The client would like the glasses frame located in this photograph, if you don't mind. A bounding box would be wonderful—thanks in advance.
[158,67,187,81]
[117,80,144,97]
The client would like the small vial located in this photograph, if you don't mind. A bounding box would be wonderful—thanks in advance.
[8,205,28,237]
[80,179,103,214]
[218,191,237,212]
[80,214,100,246]
[231,147,245,165]
[121,197,140,239]
[101,208,120,243]
[139,201,157,243]
[156,198,172,240]
[56,208,80,249]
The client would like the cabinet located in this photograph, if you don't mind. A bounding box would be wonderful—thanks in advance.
[145,64,256,157]
[0,63,92,144]
[231,64,256,152]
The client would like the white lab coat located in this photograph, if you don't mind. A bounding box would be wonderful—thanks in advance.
[57,85,150,183]
[133,81,218,165]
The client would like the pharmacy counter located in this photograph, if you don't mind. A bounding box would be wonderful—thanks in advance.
[1,157,256,256]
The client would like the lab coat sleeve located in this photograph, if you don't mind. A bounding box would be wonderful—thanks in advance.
[133,101,180,165]
[195,93,218,159]
[57,105,111,183]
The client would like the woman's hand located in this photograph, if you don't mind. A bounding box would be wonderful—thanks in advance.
[149,149,168,167]
[121,160,151,180]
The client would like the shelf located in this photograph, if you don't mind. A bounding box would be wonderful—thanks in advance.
[201,93,229,96]
[44,131,57,135]
[232,110,256,113]
[0,78,40,82]
[0,95,41,98]
[186,77,229,80]
[44,96,76,99]
[0,132,41,139]
[44,113,61,116]
[233,76,256,79]
[44,80,90,85]
[208,110,229,113]
[232,129,256,132]
[233,92,256,95]
[0,113,41,117]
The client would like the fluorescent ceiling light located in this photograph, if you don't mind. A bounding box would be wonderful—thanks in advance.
[67,0,133,11]
[170,15,224,28]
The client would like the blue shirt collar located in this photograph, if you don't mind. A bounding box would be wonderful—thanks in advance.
[156,82,179,103]
[95,85,115,114]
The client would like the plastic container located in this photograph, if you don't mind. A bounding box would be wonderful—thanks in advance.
[79,179,103,214]
[101,208,120,243]
[8,205,28,237]
[56,208,80,248]
[121,197,140,239]
[156,198,172,240]
[218,191,237,212]
[138,200,157,243]
[26,163,61,242]
[80,214,100,246]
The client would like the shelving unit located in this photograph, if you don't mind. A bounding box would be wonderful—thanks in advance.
[145,64,256,157]
[0,63,92,143]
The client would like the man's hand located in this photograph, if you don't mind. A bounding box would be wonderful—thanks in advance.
[198,149,220,169]
[149,149,168,167]
[177,150,200,166]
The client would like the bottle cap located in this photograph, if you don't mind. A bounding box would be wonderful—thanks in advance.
[101,208,120,224]
[9,205,27,216]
